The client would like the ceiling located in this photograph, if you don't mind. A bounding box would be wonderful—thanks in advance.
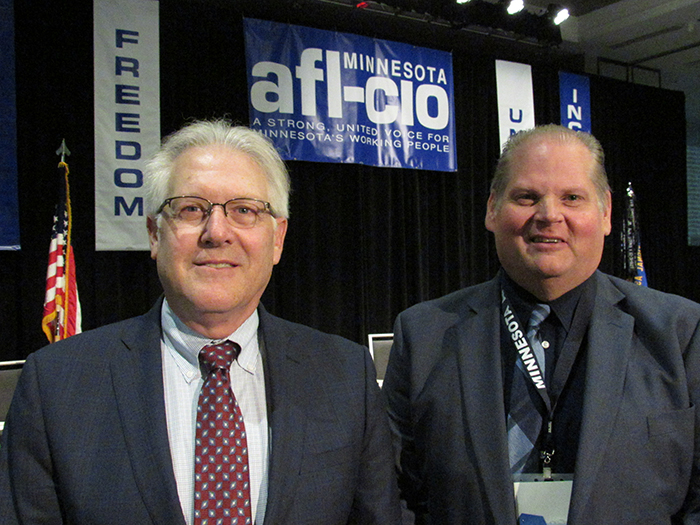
[551,0,700,74]
[536,0,700,129]
[304,0,700,129]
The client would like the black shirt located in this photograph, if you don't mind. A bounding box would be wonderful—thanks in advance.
[500,270,597,474]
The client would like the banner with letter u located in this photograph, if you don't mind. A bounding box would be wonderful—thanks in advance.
[94,0,160,251]
[244,18,457,172]
[495,60,535,150]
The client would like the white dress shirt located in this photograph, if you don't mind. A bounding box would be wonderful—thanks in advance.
[160,299,269,524]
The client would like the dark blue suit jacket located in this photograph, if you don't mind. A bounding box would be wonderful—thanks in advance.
[384,271,700,524]
[0,302,401,524]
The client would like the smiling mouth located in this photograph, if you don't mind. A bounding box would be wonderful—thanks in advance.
[530,236,563,244]
[197,262,236,268]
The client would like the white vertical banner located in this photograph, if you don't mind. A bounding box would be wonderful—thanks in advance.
[94,0,160,251]
[495,60,535,150]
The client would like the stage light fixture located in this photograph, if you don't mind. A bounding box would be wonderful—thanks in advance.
[546,4,570,25]
[507,0,524,15]
[455,0,472,4]
[355,1,369,7]
[552,6,569,25]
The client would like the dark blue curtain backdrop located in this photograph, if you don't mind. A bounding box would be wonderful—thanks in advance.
[1,0,692,360]
[0,0,20,250]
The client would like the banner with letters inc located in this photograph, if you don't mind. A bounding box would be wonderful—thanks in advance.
[94,0,160,251]
[495,60,535,151]
[244,18,457,172]
[559,71,591,133]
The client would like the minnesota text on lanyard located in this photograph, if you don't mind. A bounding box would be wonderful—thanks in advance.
[501,289,546,390]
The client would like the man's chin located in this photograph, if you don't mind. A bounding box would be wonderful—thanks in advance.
[526,254,573,277]
[505,258,565,280]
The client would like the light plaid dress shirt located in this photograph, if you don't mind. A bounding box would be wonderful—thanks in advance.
[160,299,269,524]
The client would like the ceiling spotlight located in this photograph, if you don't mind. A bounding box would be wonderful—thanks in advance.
[547,4,570,25]
[507,0,525,15]
[455,0,472,4]
[553,7,569,24]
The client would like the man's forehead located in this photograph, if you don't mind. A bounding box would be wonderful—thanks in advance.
[169,146,264,182]
[505,179,594,192]
[515,134,589,158]
[506,139,594,178]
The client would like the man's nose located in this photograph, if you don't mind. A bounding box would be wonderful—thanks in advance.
[534,196,562,222]
[201,205,235,243]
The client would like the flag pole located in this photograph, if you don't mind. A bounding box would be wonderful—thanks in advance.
[621,182,648,286]
[56,138,70,164]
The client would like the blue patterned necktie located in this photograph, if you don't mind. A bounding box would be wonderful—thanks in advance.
[194,341,252,525]
[527,304,550,379]
[507,303,551,474]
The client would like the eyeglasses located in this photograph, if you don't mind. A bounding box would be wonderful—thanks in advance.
[156,196,275,228]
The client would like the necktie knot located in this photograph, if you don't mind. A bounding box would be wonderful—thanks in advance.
[198,341,240,374]
[528,304,551,334]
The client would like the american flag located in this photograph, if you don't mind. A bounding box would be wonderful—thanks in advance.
[42,159,81,342]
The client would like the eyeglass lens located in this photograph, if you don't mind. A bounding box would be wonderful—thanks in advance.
[167,196,267,228]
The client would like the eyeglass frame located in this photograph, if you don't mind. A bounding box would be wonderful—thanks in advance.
[155,195,277,228]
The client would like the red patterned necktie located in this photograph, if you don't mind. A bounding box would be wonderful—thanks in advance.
[194,341,252,525]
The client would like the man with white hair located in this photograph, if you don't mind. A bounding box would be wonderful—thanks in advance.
[1,119,401,525]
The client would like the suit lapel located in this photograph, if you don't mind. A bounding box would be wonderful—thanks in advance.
[111,301,186,525]
[568,274,633,522]
[257,307,306,525]
[454,279,517,524]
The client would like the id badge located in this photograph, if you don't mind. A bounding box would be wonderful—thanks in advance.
[513,474,573,525]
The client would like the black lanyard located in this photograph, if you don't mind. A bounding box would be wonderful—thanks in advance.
[501,285,593,477]
[501,288,551,411]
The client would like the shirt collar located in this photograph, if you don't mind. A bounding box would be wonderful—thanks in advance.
[500,270,595,332]
[548,277,595,332]
[161,299,261,377]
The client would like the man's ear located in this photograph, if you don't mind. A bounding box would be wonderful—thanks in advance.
[602,191,612,236]
[147,215,159,260]
[272,217,288,265]
[485,193,497,233]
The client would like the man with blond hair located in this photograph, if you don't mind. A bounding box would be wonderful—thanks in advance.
[384,124,700,524]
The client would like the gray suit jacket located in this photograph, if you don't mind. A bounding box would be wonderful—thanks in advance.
[0,301,401,524]
[383,271,700,524]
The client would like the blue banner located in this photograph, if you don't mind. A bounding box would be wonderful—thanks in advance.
[0,0,20,250]
[559,71,591,133]
[244,18,456,172]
